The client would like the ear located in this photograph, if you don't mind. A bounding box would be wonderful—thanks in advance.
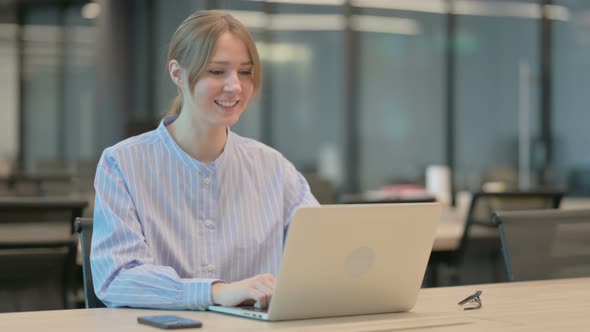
[168,60,184,87]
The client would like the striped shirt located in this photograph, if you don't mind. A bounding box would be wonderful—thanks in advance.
[92,116,319,310]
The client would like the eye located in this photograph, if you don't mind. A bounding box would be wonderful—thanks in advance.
[209,69,224,75]
[239,70,253,76]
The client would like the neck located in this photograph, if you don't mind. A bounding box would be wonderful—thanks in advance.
[167,111,227,164]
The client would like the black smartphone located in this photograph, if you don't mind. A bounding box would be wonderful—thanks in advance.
[137,315,202,329]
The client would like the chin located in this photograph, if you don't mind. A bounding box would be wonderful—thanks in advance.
[217,113,242,127]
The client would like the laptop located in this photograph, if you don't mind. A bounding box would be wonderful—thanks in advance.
[208,202,442,321]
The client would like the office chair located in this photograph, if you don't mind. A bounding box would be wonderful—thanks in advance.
[493,209,590,282]
[428,190,564,286]
[0,198,87,312]
[0,237,78,312]
[75,217,106,308]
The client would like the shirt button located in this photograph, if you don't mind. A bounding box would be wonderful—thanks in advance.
[204,177,212,185]
[204,219,214,228]
[207,264,216,272]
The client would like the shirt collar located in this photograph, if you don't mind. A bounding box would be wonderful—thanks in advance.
[157,116,232,174]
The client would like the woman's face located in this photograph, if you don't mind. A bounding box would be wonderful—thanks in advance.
[186,32,254,128]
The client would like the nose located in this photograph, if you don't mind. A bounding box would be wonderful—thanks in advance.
[223,71,242,93]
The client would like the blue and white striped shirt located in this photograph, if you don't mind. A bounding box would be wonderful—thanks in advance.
[92,116,319,310]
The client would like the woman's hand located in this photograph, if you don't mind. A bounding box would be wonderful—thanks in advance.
[211,273,276,308]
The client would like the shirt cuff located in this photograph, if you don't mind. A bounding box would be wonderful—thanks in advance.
[182,278,222,310]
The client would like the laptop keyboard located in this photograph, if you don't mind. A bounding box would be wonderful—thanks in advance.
[240,306,268,313]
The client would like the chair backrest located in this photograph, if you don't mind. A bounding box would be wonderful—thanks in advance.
[459,191,565,248]
[455,190,564,262]
[0,197,87,312]
[493,209,590,282]
[75,217,106,308]
[0,238,78,312]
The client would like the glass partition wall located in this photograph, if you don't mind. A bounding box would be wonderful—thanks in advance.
[553,0,590,195]
[455,0,541,191]
[3,0,588,200]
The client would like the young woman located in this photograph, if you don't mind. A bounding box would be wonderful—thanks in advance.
[91,10,318,310]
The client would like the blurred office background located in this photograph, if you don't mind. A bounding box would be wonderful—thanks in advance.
[1,0,589,200]
[0,0,590,311]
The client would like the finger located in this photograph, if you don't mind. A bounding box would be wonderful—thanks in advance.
[248,288,267,308]
[257,274,276,290]
[252,282,273,306]
[247,280,271,307]
[252,278,273,295]
[266,274,277,286]
[260,273,276,283]
[257,274,276,305]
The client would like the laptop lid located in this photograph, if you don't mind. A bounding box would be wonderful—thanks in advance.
[209,202,441,321]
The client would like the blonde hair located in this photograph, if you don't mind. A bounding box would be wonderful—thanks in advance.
[166,10,262,116]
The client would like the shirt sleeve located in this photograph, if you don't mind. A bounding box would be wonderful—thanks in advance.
[91,149,219,310]
[281,159,320,233]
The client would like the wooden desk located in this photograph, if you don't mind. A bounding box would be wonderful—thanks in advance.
[0,278,587,331]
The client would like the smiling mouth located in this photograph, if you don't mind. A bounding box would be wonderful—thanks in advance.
[215,100,239,108]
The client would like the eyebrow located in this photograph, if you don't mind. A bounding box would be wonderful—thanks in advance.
[208,61,253,66]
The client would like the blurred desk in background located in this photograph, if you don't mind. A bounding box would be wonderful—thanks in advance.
[560,196,590,210]
[434,208,465,252]
[334,194,590,254]
[339,185,435,204]
[339,194,436,204]
[0,173,76,197]
[433,195,590,253]
[0,196,88,233]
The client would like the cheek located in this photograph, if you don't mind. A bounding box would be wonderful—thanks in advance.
[193,80,222,100]
[242,82,254,98]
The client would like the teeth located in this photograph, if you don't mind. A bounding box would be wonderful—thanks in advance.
[216,101,238,107]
